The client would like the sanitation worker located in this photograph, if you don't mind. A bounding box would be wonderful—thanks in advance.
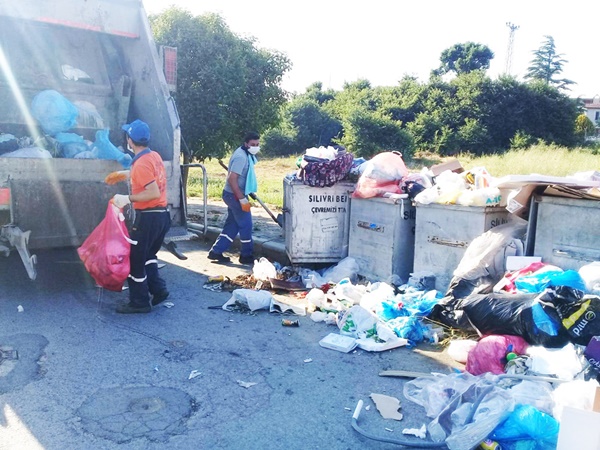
[208,132,260,265]
[105,119,170,313]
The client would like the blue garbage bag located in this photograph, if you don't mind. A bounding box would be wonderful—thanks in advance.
[491,404,559,450]
[54,132,89,158]
[91,129,132,168]
[31,90,78,136]
[515,269,585,293]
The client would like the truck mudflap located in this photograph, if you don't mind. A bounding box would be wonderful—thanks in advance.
[0,225,37,280]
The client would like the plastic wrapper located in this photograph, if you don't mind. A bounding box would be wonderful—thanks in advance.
[507,380,555,415]
[405,373,515,450]
[77,203,134,292]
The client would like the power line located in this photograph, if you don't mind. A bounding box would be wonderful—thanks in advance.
[505,22,520,75]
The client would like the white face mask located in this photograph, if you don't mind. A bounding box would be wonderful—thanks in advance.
[248,146,260,155]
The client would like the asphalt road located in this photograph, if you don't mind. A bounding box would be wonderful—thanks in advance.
[0,237,458,449]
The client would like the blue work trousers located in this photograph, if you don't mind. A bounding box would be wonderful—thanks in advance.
[210,190,253,257]
[128,209,171,306]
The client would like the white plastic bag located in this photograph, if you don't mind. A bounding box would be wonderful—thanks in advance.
[579,261,600,294]
[252,257,277,281]
[222,289,273,311]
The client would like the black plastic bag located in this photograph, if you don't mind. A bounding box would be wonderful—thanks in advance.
[540,286,600,346]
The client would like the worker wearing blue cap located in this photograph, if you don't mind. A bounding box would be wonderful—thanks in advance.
[105,119,171,314]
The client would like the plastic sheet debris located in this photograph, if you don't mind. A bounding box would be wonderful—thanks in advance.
[17,305,24,312]
[222,289,273,312]
[188,370,202,380]
[237,380,257,389]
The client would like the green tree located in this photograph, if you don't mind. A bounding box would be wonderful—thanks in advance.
[434,42,494,76]
[150,7,291,160]
[524,36,575,91]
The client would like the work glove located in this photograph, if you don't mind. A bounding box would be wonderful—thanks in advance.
[112,194,131,209]
[239,197,251,213]
[105,170,130,185]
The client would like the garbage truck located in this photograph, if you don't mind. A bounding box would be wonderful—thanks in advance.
[0,0,183,279]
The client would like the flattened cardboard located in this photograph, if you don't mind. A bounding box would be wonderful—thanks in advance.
[370,393,403,420]
[430,159,464,176]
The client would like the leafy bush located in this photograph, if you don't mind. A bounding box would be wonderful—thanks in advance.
[510,130,536,150]
[260,128,302,156]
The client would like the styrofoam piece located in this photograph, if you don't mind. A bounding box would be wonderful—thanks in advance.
[319,333,357,353]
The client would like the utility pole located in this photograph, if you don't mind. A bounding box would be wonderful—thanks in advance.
[505,22,520,75]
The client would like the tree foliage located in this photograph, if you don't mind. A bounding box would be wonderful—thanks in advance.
[525,36,575,91]
[434,42,494,76]
[149,7,291,160]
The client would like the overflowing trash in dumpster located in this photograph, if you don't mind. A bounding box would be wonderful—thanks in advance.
[199,148,600,448]
[0,89,131,167]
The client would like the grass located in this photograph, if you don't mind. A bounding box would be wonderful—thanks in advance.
[185,144,600,209]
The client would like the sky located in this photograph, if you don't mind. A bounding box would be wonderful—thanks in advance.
[142,0,599,99]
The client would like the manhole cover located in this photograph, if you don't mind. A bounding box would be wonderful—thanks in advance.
[77,386,195,443]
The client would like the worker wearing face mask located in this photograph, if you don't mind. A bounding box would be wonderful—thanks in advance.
[208,132,260,265]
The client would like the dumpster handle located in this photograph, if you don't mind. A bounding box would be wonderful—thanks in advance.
[181,163,208,237]
[427,236,468,248]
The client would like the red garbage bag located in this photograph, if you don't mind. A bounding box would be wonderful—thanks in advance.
[465,334,529,375]
[77,203,134,291]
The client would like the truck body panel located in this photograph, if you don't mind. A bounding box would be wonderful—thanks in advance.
[0,0,182,259]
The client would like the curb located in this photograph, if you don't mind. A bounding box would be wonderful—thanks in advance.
[186,223,290,265]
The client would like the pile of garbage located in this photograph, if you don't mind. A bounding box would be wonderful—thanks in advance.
[0,89,131,167]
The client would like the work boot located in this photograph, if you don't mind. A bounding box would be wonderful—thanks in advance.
[116,302,151,314]
[208,251,230,263]
[151,291,170,307]
[238,254,255,265]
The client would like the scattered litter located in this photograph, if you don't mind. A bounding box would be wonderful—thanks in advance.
[370,393,403,420]
[303,358,313,363]
[344,407,352,411]
[228,319,234,322]
[153,366,159,372]
[237,380,257,389]
[188,370,202,380]
[319,333,357,353]
[163,302,175,308]
[17,305,24,312]
[365,405,371,411]
[223,289,273,312]
[282,319,299,327]
[255,280,264,290]
[271,295,307,316]
[203,282,223,292]
[207,275,225,283]
[402,424,427,439]
[385,428,394,432]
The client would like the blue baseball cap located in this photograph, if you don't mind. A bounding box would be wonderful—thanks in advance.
[122,119,150,144]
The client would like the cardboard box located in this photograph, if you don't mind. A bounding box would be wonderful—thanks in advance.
[430,159,464,176]
[505,184,540,218]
